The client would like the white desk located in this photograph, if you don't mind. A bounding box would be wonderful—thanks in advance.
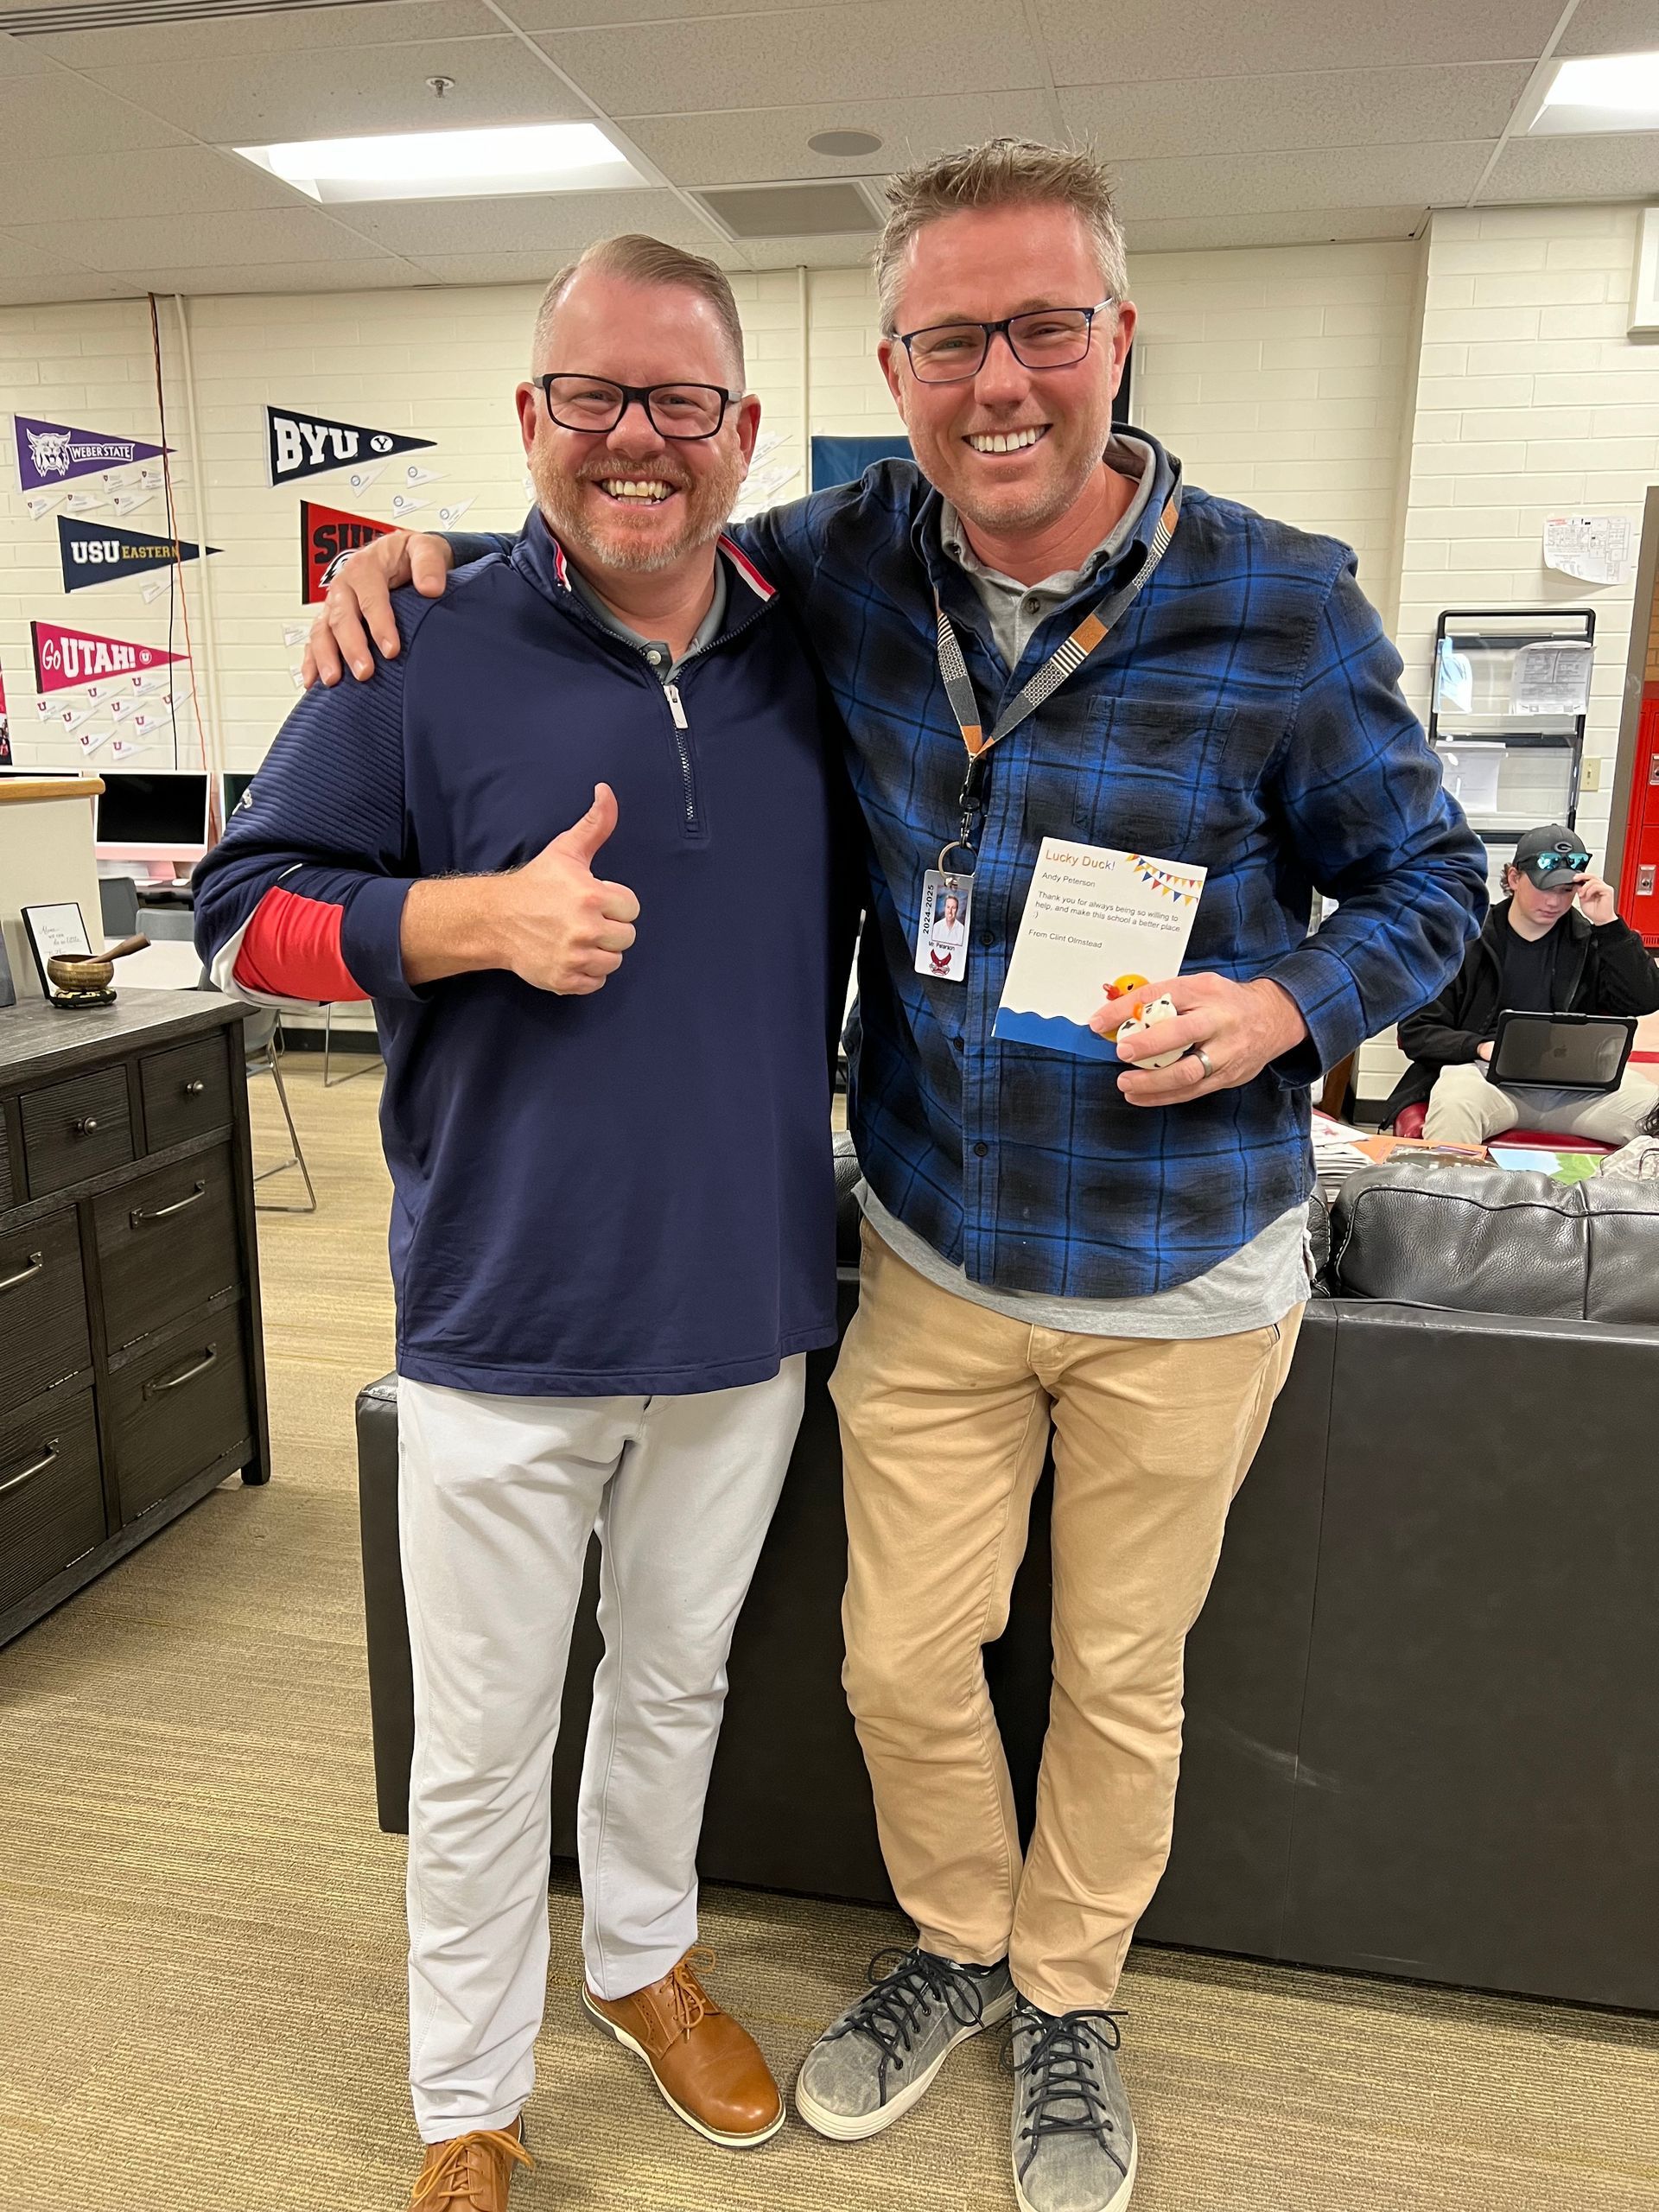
[116,940,213,992]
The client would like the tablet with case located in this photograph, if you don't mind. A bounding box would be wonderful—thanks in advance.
[1484,1008,1637,1093]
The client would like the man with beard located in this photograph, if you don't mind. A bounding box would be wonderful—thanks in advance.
[308,140,1485,2212]
[194,235,848,2210]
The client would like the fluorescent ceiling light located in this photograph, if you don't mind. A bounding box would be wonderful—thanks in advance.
[234,122,649,203]
[1528,49,1659,135]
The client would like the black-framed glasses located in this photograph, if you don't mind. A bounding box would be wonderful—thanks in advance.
[537,374,738,441]
[894,300,1116,384]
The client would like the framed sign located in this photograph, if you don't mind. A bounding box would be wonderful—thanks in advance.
[22,900,93,995]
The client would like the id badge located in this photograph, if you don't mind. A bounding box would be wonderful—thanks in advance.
[915,868,973,983]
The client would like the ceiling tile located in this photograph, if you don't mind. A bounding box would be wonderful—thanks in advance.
[0,270,138,304]
[410,243,755,282]
[0,226,94,280]
[1128,207,1428,255]
[0,27,65,77]
[77,36,584,143]
[544,0,1045,115]
[1036,0,1564,81]
[0,72,192,160]
[627,91,1055,185]
[2,146,300,226]
[6,205,404,272]
[342,185,717,253]
[1060,64,1531,162]
[23,1,500,66]
[1555,0,1659,56]
[1479,132,1659,203]
[1112,143,1493,223]
[508,0,868,22]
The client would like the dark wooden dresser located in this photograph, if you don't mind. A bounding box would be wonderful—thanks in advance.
[0,991,269,1649]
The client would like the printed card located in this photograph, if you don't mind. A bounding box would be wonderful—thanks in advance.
[994,840,1205,1062]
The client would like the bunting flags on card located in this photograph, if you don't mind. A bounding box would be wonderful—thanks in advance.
[1124,855,1202,906]
[15,414,168,493]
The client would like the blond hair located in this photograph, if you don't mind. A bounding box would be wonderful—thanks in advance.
[533,234,746,380]
[874,138,1128,334]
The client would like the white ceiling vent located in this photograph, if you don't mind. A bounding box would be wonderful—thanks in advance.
[694,181,882,239]
[0,0,399,33]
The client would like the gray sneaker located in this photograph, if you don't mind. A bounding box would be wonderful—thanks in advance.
[795,1945,1015,2141]
[1010,1998,1137,2212]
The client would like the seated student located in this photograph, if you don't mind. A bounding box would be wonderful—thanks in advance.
[1386,824,1659,1147]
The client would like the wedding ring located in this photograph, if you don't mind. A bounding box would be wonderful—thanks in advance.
[1192,1046,1215,1080]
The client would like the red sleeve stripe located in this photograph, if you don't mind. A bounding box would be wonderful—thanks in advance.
[233,884,366,1003]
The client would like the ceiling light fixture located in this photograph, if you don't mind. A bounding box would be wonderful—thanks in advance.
[233,121,649,203]
[1528,48,1659,134]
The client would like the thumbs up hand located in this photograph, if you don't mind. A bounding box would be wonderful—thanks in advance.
[512,783,639,995]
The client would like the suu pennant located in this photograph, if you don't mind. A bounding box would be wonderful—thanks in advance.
[15,414,168,493]
[58,516,219,592]
[301,499,397,603]
[268,406,435,486]
[31,620,188,696]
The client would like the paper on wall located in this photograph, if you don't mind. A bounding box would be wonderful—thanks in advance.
[1438,744,1504,815]
[994,840,1205,1062]
[1542,513,1632,586]
[1510,639,1592,717]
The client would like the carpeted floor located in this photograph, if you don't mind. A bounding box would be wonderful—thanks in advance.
[1,1056,1656,2211]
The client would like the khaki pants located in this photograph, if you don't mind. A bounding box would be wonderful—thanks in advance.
[830,1225,1300,2015]
[1423,1059,1656,1147]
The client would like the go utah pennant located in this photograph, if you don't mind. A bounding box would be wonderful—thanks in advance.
[58,515,219,592]
[31,620,187,696]
[15,413,169,493]
[267,405,434,486]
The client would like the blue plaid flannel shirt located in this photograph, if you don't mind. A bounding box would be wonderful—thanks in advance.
[455,429,1485,1300]
[740,430,1488,1299]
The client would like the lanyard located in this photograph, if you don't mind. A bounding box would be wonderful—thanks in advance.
[933,469,1182,871]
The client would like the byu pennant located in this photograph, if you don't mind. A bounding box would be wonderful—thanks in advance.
[301,499,397,603]
[58,516,219,593]
[31,620,188,697]
[15,414,169,493]
[267,405,435,486]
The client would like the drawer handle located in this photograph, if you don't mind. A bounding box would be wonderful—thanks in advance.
[0,1251,45,1295]
[0,1439,60,1498]
[183,1079,207,1096]
[74,1116,99,1136]
[130,1179,207,1229]
[143,1344,218,1398]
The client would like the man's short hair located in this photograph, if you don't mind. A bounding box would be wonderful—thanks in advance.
[533,234,747,382]
[874,137,1128,335]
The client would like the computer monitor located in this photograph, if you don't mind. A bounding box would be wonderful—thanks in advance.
[94,771,211,880]
[222,771,255,822]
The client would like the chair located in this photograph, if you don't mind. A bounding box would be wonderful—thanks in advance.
[1389,1100,1614,1154]
[322,1001,383,1088]
[244,1010,317,1211]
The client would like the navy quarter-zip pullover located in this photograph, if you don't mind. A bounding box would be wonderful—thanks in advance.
[194,514,847,1395]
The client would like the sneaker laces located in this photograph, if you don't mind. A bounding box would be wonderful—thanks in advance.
[828,1946,992,2087]
[410,2125,532,2209]
[1013,2008,1128,2165]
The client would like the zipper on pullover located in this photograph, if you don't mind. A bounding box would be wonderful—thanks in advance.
[663,681,698,829]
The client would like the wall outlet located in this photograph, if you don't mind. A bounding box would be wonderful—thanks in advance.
[1581,756,1603,792]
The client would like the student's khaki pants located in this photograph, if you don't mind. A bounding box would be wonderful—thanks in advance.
[1423,1059,1656,1147]
[831,1224,1300,2016]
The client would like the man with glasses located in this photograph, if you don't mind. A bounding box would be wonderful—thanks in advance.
[307,140,1485,2212]
[195,235,850,2212]
[1389,823,1659,1144]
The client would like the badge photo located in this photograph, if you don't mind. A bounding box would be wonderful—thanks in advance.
[914,869,973,983]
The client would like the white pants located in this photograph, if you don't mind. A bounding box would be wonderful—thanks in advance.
[397,1359,806,2142]
[1423,1060,1656,1147]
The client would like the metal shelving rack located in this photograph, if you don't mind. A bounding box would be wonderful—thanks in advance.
[1429,607,1596,893]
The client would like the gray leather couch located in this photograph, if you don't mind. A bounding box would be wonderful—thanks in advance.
[356,1147,1659,2013]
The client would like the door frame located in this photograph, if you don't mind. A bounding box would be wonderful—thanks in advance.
[1605,483,1659,901]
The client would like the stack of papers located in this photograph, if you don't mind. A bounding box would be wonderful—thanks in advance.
[1310,1109,1372,1200]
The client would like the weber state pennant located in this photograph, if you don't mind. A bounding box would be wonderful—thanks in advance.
[31,620,188,696]
[15,414,169,493]
[58,515,219,593]
[302,500,397,603]
[268,406,435,486]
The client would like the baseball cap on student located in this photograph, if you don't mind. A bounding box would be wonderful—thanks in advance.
[1514,824,1591,887]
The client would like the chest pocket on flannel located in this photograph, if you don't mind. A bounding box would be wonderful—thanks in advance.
[1073,696,1280,861]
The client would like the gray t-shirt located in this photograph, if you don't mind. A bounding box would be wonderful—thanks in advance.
[862,436,1309,1338]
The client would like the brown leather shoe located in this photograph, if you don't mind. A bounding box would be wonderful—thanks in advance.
[584,1948,784,2147]
[408,2119,531,2209]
